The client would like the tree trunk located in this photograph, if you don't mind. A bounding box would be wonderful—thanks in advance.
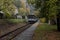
[48,20,51,24]
[57,13,60,31]
[0,13,3,19]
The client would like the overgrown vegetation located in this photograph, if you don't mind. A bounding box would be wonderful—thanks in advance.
[0,0,16,18]
[0,0,30,19]
[0,19,26,24]
[33,23,60,40]
[36,23,57,31]
[27,0,60,31]
[6,19,26,24]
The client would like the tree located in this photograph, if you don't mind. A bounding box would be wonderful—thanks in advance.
[34,10,40,17]
[46,0,58,24]
[19,8,26,16]
[27,0,36,5]
[35,0,58,23]
[0,0,16,18]
[56,1,60,31]
[35,0,60,31]
[13,0,21,8]
[19,0,30,16]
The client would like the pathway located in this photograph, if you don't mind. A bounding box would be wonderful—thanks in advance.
[12,22,39,40]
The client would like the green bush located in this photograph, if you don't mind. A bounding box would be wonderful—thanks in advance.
[40,18,46,23]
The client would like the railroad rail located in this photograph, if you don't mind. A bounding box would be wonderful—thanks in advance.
[0,24,32,40]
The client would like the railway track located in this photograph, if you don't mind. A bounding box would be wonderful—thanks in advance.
[0,24,32,40]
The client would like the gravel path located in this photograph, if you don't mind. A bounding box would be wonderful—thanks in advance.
[12,22,39,40]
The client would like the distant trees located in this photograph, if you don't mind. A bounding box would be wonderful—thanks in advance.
[14,0,30,16]
[0,0,31,18]
[0,0,16,18]
[19,0,30,16]
[34,0,58,23]
[27,0,35,5]
[34,0,60,31]
[19,8,26,16]
[45,0,58,24]
[13,0,21,8]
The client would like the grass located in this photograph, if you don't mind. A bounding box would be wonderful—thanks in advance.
[0,19,26,25]
[36,23,57,31]
[5,19,26,24]
[33,23,60,40]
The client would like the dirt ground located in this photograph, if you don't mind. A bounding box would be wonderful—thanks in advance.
[33,31,60,40]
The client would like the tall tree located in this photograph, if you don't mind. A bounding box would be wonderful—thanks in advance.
[35,0,58,23]
[13,0,21,8]
[27,0,36,5]
[56,0,60,31]
[0,0,16,18]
